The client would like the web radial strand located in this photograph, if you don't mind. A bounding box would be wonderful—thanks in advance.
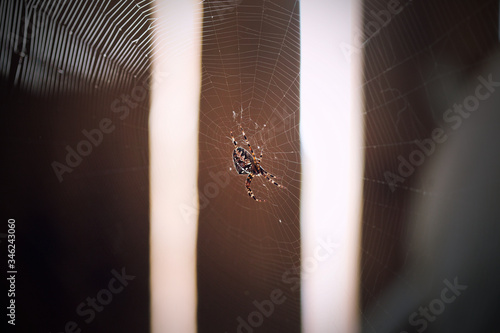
[197,1,302,332]
[360,1,499,332]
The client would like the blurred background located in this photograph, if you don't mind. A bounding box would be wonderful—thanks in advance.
[2,0,500,332]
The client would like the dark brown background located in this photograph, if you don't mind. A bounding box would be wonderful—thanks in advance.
[197,1,301,332]
[3,0,499,332]
[361,0,498,313]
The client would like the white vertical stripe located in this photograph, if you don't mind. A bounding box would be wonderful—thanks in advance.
[150,1,202,333]
[301,1,362,332]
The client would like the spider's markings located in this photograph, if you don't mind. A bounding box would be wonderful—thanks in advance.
[231,125,286,202]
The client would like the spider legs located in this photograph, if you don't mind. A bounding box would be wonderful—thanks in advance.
[239,125,259,164]
[246,174,265,202]
[230,131,238,147]
[261,169,286,189]
[232,125,284,202]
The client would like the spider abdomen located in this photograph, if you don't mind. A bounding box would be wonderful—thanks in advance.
[233,147,258,175]
[230,126,284,202]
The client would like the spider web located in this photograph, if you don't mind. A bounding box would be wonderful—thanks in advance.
[199,0,301,221]
[359,0,499,332]
[1,1,155,332]
[9,0,498,332]
[1,0,303,331]
[196,1,302,332]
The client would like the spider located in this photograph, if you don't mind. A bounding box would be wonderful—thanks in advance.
[230,125,285,202]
